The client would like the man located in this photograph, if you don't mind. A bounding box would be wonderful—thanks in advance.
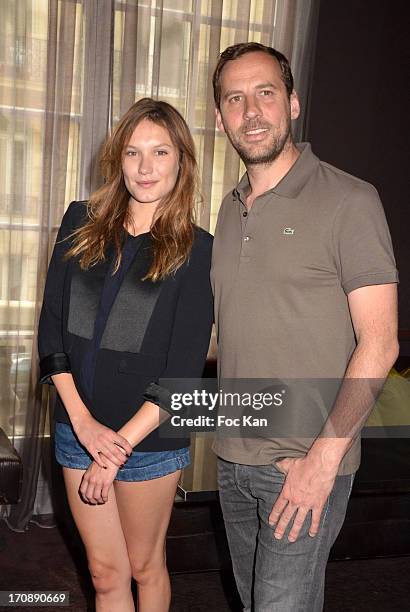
[211,42,399,611]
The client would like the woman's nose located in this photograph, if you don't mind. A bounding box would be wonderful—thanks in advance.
[138,155,153,175]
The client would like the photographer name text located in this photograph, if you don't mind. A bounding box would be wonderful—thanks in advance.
[170,415,268,427]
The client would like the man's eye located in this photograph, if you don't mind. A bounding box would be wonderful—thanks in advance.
[229,95,242,103]
[260,90,273,96]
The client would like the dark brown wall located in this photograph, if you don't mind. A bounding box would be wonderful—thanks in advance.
[307,0,409,329]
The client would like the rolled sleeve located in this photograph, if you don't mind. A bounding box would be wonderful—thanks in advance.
[39,352,71,385]
[143,381,173,414]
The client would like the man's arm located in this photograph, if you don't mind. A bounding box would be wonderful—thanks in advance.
[308,283,399,460]
[269,283,399,542]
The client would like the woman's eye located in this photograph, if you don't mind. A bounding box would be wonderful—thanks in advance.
[125,150,137,156]
[156,150,168,156]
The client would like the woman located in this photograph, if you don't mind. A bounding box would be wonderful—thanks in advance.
[38,98,213,611]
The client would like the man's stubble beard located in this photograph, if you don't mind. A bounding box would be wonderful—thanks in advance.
[225,116,293,167]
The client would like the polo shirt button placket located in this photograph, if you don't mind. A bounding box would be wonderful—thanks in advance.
[240,234,252,261]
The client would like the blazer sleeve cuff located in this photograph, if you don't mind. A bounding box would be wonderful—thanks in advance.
[39,352,71,385]
[143,382,174,415]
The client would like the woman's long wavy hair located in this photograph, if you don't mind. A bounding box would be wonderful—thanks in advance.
[66,98,200,281]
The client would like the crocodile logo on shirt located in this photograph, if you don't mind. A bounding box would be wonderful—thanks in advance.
[283,227,295,235]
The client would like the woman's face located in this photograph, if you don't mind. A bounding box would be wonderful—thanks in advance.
[122,119,180,208]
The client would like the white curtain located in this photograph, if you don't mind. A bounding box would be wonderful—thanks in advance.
[0,0,320,525]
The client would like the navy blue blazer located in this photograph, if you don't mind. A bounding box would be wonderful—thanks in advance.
[38,201,214,451]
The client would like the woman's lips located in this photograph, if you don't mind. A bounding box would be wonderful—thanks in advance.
[136,181,158,188]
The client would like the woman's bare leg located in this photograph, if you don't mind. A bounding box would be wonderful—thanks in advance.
[114,470,181,612]
[63,467,134,612]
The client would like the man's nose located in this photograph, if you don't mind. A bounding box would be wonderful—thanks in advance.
[243,96,262,120]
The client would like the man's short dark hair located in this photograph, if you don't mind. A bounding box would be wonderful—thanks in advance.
[212,42,294,110]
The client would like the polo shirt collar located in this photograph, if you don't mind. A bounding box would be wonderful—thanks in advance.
[233,142,320,201]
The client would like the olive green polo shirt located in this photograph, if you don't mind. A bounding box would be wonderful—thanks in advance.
[211,143,398,475]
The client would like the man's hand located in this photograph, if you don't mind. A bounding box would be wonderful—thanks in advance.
[79,459,119,504]
[269,456,338,542]
[72,413,133,468]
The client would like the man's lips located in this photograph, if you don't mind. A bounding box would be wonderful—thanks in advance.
[244,128,269,135]
[242,127,270,141]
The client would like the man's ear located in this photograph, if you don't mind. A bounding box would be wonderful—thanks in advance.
[290,90,300,121]
[215,108,226,133]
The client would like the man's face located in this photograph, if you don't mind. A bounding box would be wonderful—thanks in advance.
[216,51,300,165]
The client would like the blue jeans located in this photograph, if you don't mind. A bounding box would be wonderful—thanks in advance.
[218,458,354,612]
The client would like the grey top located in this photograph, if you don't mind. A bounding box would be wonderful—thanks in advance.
[211,143,398,475]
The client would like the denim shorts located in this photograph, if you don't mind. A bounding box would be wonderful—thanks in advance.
[54,422,190,482]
